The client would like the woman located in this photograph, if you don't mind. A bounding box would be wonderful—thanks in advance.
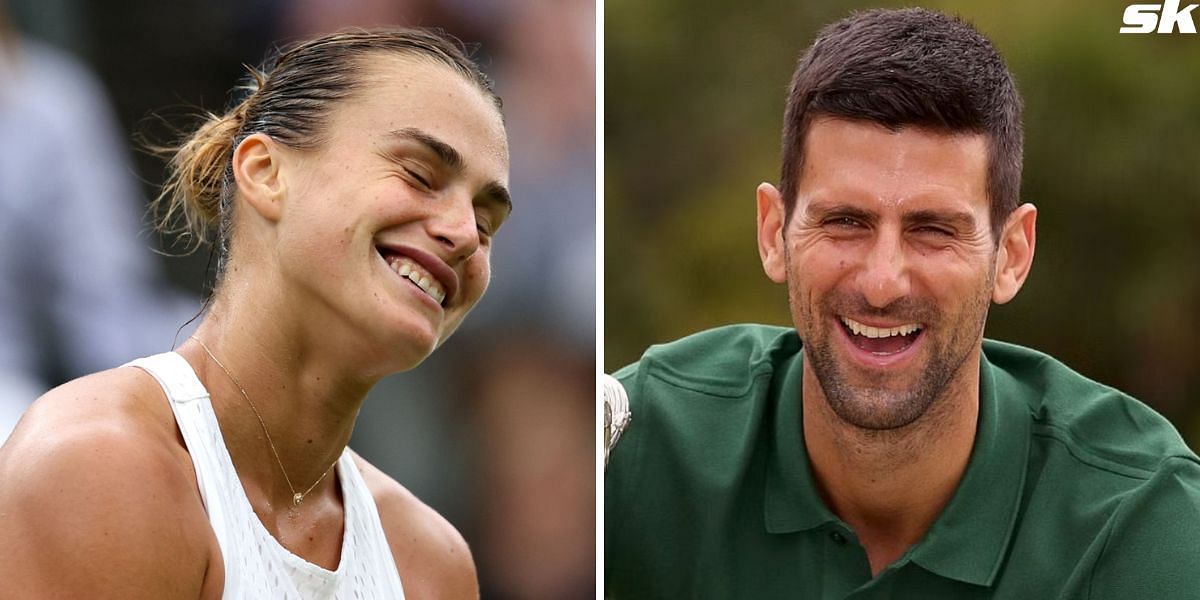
[0,28,510,599]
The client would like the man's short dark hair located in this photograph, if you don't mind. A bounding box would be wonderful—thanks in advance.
[780,8,1023,240]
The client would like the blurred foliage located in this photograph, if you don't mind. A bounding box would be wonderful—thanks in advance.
[605,0,1200,444]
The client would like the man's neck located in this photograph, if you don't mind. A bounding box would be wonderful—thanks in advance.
[801,356,980,576]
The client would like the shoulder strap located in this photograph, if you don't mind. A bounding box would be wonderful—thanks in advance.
[125,352,250,598]
[125,352,210,404]
[337,451,407,598]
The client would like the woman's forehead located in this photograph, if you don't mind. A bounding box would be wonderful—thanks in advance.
[331,55,508,165]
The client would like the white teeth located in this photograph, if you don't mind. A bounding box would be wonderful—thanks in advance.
[386,256,446,305]
[840,317,921,339]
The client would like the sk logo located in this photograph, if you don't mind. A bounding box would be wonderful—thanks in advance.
[1121,0,1199,33]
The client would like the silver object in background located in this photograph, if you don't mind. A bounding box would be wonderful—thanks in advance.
[602,374,631,469]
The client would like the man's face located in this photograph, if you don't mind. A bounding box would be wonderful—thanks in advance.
[762,118,1000,430]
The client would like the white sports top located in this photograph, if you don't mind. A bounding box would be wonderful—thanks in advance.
[128,352,407,600]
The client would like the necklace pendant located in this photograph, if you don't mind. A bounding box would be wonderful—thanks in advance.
[293,493,303,506]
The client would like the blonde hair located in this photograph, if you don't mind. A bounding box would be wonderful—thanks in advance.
[152,91,256,249]
[151,28,499,275]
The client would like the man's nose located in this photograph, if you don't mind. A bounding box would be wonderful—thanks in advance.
[855,229,911,308]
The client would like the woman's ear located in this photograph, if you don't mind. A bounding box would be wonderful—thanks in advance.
[231,133,286,223]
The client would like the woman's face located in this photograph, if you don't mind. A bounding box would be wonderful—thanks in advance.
[266,55,510,372]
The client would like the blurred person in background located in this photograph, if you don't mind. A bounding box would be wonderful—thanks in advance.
[0,0,196,441]
[0,28,511,597]
[605,8,1200,598]
[462,1,595,598]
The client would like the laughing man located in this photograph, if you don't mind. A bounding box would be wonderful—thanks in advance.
[604,8,1200,599]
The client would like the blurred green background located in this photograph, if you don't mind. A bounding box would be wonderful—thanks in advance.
[605,0,1200,446]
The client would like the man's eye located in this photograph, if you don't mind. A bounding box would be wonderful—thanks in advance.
[914,226,953,237]
[825,217,863,229]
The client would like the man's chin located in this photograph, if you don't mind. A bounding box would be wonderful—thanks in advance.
[808,349,937,430]
[823,385,933,430]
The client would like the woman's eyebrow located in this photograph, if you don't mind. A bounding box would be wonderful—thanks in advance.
[387,127,512,214]
[480,181,513,216]
[387,127,464,171]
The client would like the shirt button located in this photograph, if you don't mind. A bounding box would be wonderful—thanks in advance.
[830,531,846,545]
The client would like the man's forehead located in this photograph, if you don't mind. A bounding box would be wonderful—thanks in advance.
[802,117,989,160]
[798,118,989,209]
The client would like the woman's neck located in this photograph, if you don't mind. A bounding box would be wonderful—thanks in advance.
[179,292,377,509]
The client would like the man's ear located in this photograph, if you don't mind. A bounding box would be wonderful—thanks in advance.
[992,203,1037,304]
[757,182,788,284]
[231,133,286,223]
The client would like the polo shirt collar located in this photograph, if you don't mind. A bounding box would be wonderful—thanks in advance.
[762,346,1031,587]
[763,345,839,532]
[907,350,1030,586]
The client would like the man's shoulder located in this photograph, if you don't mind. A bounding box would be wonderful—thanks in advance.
[615,323,800,397]
[606,325,799,505]
[349,452,478,599]
[983,339,1198,476]
[1080,455,1200,597]
[608,324,800,469]
[605,325,807,596]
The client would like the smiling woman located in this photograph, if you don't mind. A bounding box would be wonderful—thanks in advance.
[0,28,507,599]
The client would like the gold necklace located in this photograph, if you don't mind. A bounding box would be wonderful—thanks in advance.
[192,336,336,507]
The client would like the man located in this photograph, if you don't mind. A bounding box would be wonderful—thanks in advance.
[604,8,1200,599]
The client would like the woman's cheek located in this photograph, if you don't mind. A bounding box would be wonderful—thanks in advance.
[462,256,491,305]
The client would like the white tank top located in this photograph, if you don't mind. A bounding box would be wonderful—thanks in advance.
[127,352,407,600]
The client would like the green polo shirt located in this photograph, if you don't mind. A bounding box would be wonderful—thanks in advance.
[605,324,1200,599]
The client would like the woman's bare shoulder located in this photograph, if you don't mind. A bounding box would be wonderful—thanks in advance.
[14,365,173,430]
[349,451,479,600]
[0,367,215,598]
[2,366,186,462]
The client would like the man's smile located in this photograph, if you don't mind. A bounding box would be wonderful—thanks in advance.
[834,315,926,368]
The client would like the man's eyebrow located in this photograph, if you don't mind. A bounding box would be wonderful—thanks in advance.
[805,202,976,230]
[806,202,876,222]
[903,209,976,230]
[388,127,464,171]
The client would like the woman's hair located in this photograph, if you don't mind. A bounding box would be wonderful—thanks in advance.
[152,27,499,277]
